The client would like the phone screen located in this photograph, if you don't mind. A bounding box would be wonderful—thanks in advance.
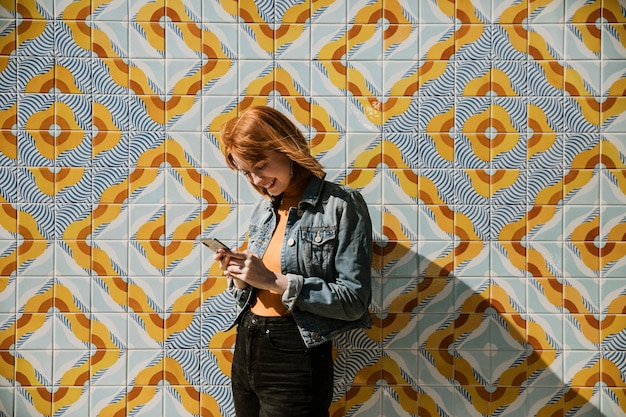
[201,238,230,252]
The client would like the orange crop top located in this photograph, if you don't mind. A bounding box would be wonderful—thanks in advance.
[250,195,301,317]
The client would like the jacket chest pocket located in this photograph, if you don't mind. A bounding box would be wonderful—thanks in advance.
[300,227,336,278]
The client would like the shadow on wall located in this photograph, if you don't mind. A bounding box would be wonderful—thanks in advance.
[330,244,614,417]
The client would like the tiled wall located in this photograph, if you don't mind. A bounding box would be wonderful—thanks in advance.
[0,0,625,416]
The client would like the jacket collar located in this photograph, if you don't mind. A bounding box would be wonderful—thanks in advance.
[299,174,325,208]
[265,174,326,211]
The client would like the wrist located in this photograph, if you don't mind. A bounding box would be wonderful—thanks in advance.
[232,278,248,289]
[273,272,289,294]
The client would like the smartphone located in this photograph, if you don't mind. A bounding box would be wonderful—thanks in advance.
[201,238,231,252]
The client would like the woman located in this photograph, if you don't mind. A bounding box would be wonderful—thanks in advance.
[215,105,373,417]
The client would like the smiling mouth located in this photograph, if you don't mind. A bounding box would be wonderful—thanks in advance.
[264,179,276,189]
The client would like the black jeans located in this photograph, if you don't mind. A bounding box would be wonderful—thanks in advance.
[232,310,333,417]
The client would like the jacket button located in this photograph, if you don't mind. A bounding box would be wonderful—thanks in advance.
[311,332,320,341]
[287,238,295,246]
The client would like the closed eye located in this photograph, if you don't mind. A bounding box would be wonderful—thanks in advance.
[239,161,267,177]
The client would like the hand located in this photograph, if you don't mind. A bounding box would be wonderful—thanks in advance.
[214,249,246,289]
[214,248,232,272]
[223,250,288,294]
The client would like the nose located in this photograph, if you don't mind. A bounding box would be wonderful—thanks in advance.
[249,172,264,185]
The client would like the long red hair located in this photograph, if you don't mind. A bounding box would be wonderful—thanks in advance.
[219,106,325,197]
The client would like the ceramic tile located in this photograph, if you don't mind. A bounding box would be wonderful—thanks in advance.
[347,133,381,169]
[381,248,417,288]
[533,349,566,391]
[493,97,529,138]
[529,1,564,24]
[565,60,602,97]
[15,387,51,417]
[16,19,52,57]
[0,172,16,209]
[454,133,486,168]
[527,240,564,276]
[382,169,418,206]
[601,205,626,241]
[602,23,626,60]
[491,24,525,62]
[348,388,382,416]
[91,277,127,313]
[419,24,454,61]
[492,0,524,23]
[564,314,599,350]
[164,384,200,416]
[425,385,456,416]
[129,386,163,416]
[92,22,129,60]
[0,17,15,47]
[383,347,417,389]
[419,133,454,168]
[355,170,382,206]
[383,24,419,63]
[347,97,383,132]
[602,148,626,201]
[421,309,455,347]
[565,24,601,60]
[454,240,489,275]
[166,94,201,134]
[527,208,558,248]
[381,385,414,417]
[278,61,311,95]
[0,276,15,317]
[0,388,13,414]
[564,98,601,132]
[601,242,626,280]
[453,387,488,416]
[562,203,598,260]
[239,23,272,60]
[527,60,564,96]
[276,24,310,60]
[527,277,563,314]
[345,0,374,24]
[498,391,528,417]
[602,99,626,132]
[380,270,417,309]
[315,132,344,168]
[600,387,626,417]
[527,385,563,415]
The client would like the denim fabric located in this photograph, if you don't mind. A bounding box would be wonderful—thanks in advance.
[228,175,373,347]
[232,310,333,417]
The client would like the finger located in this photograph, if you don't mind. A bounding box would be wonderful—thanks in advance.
[226,265,244,279]
[225,250,247,260]
[226,257,246,269]
[215,249,229,259]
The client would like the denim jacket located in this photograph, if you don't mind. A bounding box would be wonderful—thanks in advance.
[228,175,373,347]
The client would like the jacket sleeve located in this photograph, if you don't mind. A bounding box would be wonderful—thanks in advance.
[283,189,373,321]
[228,279,254,309]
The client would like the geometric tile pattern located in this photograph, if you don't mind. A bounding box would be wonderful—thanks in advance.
[0,0,625,416]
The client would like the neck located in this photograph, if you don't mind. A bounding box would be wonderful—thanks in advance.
[280,173,310,207]
[284,173,310,198]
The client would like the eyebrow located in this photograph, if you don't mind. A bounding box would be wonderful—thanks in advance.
[237,158,268,173]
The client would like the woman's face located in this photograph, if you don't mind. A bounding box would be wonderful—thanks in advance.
[232,150,292,196]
